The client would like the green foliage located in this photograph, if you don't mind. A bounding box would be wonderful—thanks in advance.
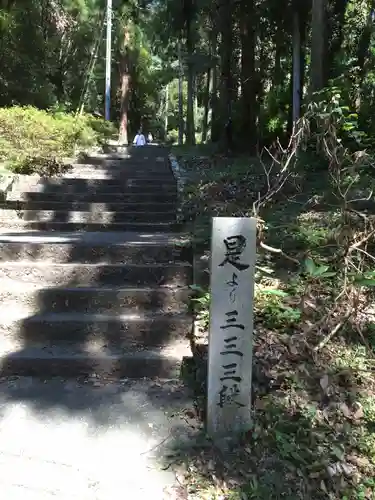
[166,128,179,144]
[309,82,368,148]
[255,288,301,329]
[304,258,337,279]
[0,106,115,175]
[189,284,210,330]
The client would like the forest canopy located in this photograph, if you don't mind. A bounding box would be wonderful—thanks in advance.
[1,0,374,151]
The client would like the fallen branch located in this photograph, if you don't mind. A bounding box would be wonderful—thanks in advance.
[259,241,301,265]
[313,308,353,352]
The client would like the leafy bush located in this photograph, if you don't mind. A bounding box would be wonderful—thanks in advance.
[166,128,179,144]
[0,106,116,175]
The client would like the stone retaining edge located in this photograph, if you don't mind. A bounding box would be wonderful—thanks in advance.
[168,153,209,361]
[168,153,188,224]
[0,174,17,202]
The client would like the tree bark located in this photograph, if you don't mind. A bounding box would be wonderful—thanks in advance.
[219,0,233,151]
[355,0,375,109]
[292,10,301,123]
[240,0,256,153]
[210,14,220,143]
[185,1,195,146]
[201,66,211,143]
[164,82,169,137]
[118,28,131,144]
[311,0,326,92]
[357,0,375,82]
[178,39,184,145]
[324,0,349,81]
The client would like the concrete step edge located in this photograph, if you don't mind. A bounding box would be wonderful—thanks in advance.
[0,348,190,378]
[1,202,177,208]
[0,261,192,268]
[0,210,178,216]
[0,347,189,360]
[0,222,181,232]
[0,221,178,227]
[0,284,190,292]
[2,311,192,323]
[0,230,191,240]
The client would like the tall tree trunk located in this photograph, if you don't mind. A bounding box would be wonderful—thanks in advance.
[356,0,375,109]
[292,10,301,123]
[273,22,284,92]
[299,3,307,102]
[185,5,195,146]
[240,0,256,153]
[219,0,233,151]
[164,82,169,137]
[178,39,184,145]
[324,0,349,81]
[311,0,326,92]
[357,0,375,82]
[118,28,131,144]
[210,16,220,142]
[202,66,211,143]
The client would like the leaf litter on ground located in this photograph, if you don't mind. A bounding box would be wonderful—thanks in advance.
[171,146,375,500]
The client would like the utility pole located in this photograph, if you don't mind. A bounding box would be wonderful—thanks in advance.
[105,0,112,121]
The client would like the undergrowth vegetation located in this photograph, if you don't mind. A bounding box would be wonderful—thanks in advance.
[173,87,375,499]
[0,106,116,176]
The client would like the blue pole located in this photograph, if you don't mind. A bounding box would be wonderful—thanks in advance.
[105,0,112,121]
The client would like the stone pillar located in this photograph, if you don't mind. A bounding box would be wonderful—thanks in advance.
[207,217,257,437]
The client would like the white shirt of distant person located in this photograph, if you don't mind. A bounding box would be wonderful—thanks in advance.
[133,130,153,146]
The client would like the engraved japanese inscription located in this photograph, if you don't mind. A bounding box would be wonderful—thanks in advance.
[207,218,257,437]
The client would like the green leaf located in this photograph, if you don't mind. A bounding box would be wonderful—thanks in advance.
[342,123,355,131]
[304,257,316,275]
[192,296,209,304]
[189,284,205,293]
[261,289,289,297]
[361,271,375,278]
[314,265,329,276]
[355,279,375,287]
[319,271,336,278]
[332,445,345,461]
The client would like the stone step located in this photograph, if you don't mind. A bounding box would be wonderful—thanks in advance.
[76,157,170,168]
[0,220,181,232]
[0,311,191,349]
[74,163,172,173]
[39,177,176,188]
[68,165,173,176]
[0,262,192,286]
[1,200,177,212]
[0,210,176,223]
[20,184,176,196]
[0,343,189,378]
[14,192,177,203]
[0,285,190,314]
[0,238,192,264]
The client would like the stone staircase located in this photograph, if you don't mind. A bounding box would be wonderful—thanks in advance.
[0,146,193,379]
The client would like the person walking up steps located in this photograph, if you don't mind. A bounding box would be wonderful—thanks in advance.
[133,129,146,146]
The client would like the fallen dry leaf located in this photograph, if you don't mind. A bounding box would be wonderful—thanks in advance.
[289,344,299,355]
[254,398,267,410]
[352,401,364,419]
[320,480,328,493]
[320,374,329,392]
[353,406,364,420]
[347,454,371,469]
[207,460,215,471]
[340,403,351,418]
